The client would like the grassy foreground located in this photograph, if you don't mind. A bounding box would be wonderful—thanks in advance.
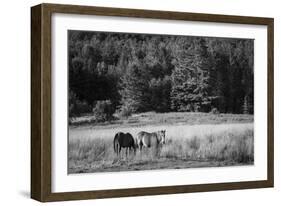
[68,121,254,173]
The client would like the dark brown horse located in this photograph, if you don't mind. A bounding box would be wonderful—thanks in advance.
[113,132,136,157]
[136,130,166,152]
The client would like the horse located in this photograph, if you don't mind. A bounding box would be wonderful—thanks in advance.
[113,132,136,157]
[136,130,166,155]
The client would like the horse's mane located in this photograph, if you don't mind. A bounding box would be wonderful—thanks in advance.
[156,131,165,143]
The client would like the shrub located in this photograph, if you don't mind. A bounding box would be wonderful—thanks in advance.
[69,90,91,118]
[210,107,220,114]
[115,104,133,119]
[92,100,114,122]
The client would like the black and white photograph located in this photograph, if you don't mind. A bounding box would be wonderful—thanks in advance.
[67,30,254,174]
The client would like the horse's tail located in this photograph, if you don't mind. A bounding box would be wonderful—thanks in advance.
[133,138,137,154]
[133,137,137,149]
[113,133,119,153]
[135,134,139,148]
[136,132,144,148]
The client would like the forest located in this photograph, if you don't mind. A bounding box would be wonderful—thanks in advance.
[68,30,254,121]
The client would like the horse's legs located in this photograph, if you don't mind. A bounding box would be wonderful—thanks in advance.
[155,146,160,157]
[129,147,132,156]
[118,146,122,158]
[155,146,158,157]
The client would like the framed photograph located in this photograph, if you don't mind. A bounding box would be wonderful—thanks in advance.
[31,3,274,202]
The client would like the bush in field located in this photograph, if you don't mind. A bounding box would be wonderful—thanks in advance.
[210,107,220,114]
[69,90,91,118]
[115,104,133,119]
[92,100,114,122]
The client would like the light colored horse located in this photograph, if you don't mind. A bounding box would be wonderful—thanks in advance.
[136,130,166,153]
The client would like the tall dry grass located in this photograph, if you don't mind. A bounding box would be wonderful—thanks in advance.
[68,127,254,173]
[160,129,253,163]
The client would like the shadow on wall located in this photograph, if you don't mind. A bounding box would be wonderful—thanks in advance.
[18,190,30,198]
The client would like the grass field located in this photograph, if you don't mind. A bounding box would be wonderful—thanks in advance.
[68,112,254,174]
[70,111,253,128]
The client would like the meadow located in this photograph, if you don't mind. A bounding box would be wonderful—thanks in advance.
[68,112,254,173]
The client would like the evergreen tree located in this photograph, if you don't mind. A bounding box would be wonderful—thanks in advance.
[170,38,214,112]
[119,61,151,112]
[170,38,197,111]
[192,38,214,112]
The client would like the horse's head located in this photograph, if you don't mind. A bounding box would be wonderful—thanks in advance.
[158,130,166,144]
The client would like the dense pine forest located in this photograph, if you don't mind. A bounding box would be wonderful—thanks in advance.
[68,30,254,121]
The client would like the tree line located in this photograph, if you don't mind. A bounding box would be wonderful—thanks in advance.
[68,30,254,120]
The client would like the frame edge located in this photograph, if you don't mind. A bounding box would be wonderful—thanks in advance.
[267,18,274,188]
[42,3,273,25]
[31,4,43,202]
